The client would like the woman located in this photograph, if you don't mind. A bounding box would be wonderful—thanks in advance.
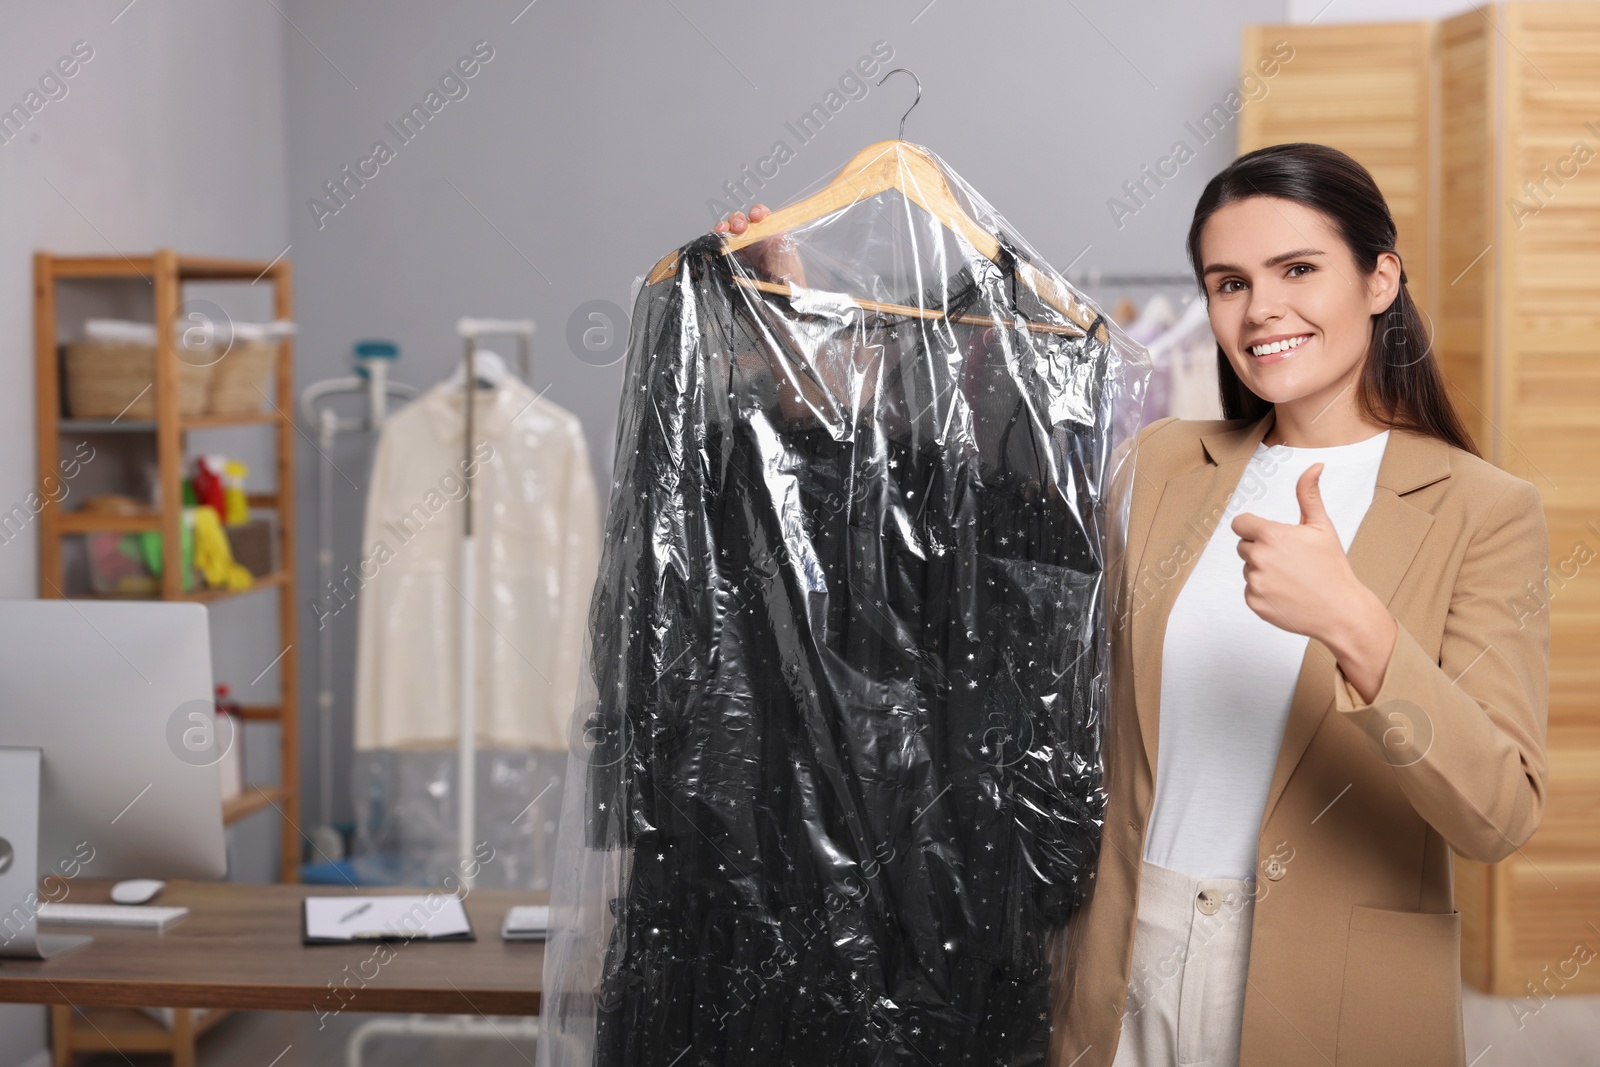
[717,141,1550,1067]
[1051,143,1549,1067]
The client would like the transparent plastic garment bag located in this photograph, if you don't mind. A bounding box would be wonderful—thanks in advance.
[349,748,565,889]
[542,143,1150,1067]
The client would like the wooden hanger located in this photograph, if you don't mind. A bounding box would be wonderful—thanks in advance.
[647,139,1102,338]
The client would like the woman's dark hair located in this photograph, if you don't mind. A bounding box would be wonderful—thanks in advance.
[1186,142,1479,456]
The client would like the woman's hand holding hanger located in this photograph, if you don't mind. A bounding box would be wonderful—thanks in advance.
[714,205,883,423]
[715,203,808,288]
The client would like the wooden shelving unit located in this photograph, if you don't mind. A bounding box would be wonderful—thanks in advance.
[34,248,301,1066]
[51,1007,233,1066]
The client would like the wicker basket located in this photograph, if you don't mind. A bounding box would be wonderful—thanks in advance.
[226,516,278,578]
[207,338,277,416]
[63,340,213,420]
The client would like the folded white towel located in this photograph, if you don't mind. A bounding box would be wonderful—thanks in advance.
[82,318,157,345]
[82,317,297,346]
[230,319,298,342]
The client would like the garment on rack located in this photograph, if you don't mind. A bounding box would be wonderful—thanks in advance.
[541,146,1149,1067]
[1125,296,1177,424]
[1138,295,1221,424]
[1156,298,1223,421]
[353,374,601,751]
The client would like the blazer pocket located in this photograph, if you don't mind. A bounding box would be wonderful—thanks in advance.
[1336,905,1465,1067]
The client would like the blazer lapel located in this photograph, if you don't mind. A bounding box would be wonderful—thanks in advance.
[1128,409,1277,782]
[1256,425,1448,829]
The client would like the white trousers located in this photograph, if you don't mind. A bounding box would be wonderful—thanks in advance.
[1110,859,1257,1067]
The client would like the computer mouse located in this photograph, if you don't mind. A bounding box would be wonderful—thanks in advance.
[110,879,166,905]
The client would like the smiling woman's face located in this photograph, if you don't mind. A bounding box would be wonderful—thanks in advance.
[1198,195,1396,412]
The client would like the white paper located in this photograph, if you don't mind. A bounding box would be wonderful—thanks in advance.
[305,895,471,940]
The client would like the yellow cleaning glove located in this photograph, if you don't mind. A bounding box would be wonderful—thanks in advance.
[191,505,253,591]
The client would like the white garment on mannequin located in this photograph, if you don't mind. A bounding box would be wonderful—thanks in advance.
[1141,430,1390,880]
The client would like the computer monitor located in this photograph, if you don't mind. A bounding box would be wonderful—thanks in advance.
[0,599,228,958]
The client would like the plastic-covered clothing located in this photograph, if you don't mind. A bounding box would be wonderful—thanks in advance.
[349,746,566,890]
[541,142,1149,1067]
[353,375,601,751]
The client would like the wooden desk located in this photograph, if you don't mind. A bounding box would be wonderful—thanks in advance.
[0,880,544,1018]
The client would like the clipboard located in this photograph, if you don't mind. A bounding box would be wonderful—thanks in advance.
[301,895,477,944]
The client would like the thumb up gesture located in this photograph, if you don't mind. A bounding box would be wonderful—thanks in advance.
[1231,463,1362,643]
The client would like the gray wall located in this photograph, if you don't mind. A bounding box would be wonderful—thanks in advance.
[280,0,1284,834]
[0,2,288,1060]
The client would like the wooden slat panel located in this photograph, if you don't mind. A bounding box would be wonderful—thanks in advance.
[222,784,285,825]
[1500,12,1600,909]
[181,569,288,604]
[34,254,63,598]
[1438,13,1494,450]
[66,1005,229,1052]
[175,253,282,280]
[1503,859,1600,996]
[47,256,157,279]
[271,257,300,884]
[232,703,282,722]
[182,410,283,431]
[1238,22,1437,314]
[154,250,184,600]
[1522,744,1600,861]
[56,512,160,534]
[1494,2,1600,998]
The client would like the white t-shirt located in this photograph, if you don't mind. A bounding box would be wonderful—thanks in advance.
[1141,430,1390,881]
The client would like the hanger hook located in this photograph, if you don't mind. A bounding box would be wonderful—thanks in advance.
[877,67,921,141]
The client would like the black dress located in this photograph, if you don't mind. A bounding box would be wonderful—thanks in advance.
[575,221,1118,1066]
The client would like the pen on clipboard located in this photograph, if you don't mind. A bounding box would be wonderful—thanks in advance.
[338,901,373,925]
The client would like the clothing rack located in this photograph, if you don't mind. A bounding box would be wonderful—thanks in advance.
[454,316,534,893]
[1067,270,1198,289]
[299,344,419,862]
[338,319,539,1065]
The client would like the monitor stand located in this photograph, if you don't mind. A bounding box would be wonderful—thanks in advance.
[0,748,92,960]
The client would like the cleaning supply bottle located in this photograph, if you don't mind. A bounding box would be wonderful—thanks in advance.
[221,460,250,525]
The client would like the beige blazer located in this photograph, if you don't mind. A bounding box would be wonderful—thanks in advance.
[1051,408,1551,1067]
